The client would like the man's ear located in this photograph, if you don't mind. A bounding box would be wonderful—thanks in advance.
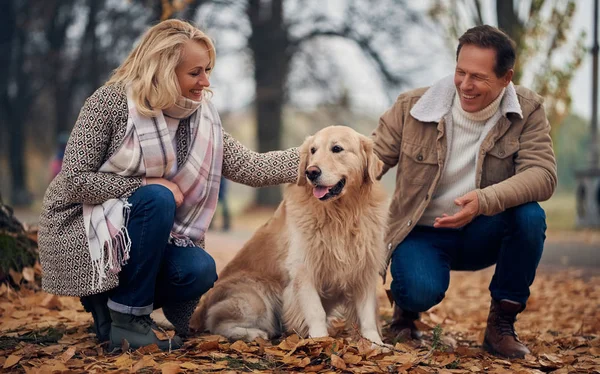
[297,135,313,186]
[503,69,514,86]
[361,135,383,184]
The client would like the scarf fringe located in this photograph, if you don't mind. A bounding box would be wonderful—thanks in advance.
[91,202,132,290]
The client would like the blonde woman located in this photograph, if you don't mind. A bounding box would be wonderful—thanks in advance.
[38,19,299,351]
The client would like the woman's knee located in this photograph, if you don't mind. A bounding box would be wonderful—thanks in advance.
[130,185,177,226]
[132,185,177,214]
[173,251,218,297]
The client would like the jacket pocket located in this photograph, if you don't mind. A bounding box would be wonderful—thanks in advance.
[400,141,438,185]
[483,140,519,184]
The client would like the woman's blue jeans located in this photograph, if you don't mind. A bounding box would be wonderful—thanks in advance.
[390,202,546,313]
[107,185,218,316]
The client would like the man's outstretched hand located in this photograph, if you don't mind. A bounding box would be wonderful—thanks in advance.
[433,190,479,229]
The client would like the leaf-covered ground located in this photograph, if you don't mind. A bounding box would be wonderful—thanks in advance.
[1,262,599,373]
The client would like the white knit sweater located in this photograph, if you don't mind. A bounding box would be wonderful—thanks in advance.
[419,88,506,226]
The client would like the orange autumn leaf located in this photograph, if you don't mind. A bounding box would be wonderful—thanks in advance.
[60,346,76,363]
[3,355,21,369]
[152,328,175,341]
[331,354,347,370]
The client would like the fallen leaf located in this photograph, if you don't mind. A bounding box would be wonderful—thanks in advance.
[114,353,133,368]
[9,268,23,284]
[60,346,76,362]
[3,355,21,369]
[197,339,220,351]
[40,293,63,310]
[343,353,363,365]
[152,328,175,341]
[331,354,347,369]
[160,362,181,374]
[132,355,158,372]
[357,338,373,355]
[22,267,35,283]
[180,362,201,370]
[230,340,250,353]
[304,364,325,372]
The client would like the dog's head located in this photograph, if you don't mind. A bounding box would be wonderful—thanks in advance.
[297,126,383,202]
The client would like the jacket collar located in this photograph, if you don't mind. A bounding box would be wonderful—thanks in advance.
[410,75,523,123]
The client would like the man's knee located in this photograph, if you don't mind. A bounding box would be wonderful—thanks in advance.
[390,277,446,313]
[510,202,547,239]
[513,202,546,226]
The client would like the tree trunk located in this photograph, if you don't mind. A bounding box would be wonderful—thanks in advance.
[7,5,32,207]
[496,1,524,83]
[248,0,290,206]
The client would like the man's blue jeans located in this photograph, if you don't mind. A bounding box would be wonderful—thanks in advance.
[390,202,546,313]
[108,185,218,316]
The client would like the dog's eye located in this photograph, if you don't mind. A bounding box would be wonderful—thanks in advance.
[310,147,316,154]
[331,145,343,153]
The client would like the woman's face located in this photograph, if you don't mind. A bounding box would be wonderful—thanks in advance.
[175,40,212,101]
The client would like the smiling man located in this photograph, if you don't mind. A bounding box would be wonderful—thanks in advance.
[371,25,557,358]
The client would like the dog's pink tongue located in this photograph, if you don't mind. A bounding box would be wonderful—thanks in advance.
[313,186,329,199]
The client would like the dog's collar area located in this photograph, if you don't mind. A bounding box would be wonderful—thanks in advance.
[318,178,346,201]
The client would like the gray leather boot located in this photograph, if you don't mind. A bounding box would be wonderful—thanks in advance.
[162,298,200,337]
[109,309,182,351]
[80,292,111,343]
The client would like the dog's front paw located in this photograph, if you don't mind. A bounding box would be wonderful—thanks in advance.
[308,326,329,338]
[362,330,383,345]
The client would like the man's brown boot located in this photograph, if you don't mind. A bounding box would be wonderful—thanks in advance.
[483,299,530,359]
[390,305,423,340]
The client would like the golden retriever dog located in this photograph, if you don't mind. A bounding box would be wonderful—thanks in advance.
[190,125,388,344]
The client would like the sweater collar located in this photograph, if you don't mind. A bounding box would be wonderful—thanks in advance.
[453,87,505,122]
[410,75,523,123]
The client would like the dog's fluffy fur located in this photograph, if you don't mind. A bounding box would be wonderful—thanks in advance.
[190,126,388,344]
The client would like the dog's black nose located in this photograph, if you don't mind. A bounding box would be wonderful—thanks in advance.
[305,166,321,181]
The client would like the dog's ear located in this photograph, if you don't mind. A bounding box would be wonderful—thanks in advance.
[297,135,313,186]
[361,135,384,184]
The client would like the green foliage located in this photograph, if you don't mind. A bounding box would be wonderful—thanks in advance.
[554,113,590,191]
[446,359,460,369]
[431,324,445,352]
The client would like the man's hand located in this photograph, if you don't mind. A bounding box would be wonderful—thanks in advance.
[433,190,479,229]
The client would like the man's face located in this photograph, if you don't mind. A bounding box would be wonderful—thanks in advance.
[454,44,513,113]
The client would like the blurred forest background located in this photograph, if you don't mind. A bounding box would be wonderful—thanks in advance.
[0,0,596,230]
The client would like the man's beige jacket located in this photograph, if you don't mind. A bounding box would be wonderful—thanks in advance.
[372,76,557,269]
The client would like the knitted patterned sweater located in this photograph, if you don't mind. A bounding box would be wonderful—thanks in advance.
[38,84,300,296]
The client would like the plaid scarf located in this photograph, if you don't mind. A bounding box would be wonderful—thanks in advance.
[82,88,223,290]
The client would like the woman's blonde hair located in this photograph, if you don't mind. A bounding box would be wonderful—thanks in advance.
[106,19,216,117]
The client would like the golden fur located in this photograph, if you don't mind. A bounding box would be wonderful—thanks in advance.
[190,126,388,343]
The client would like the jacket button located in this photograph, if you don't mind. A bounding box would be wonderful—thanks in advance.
[387,243,392,250]
[417,154,423,161]
[499,151,505,156]
[407,219,412,227]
